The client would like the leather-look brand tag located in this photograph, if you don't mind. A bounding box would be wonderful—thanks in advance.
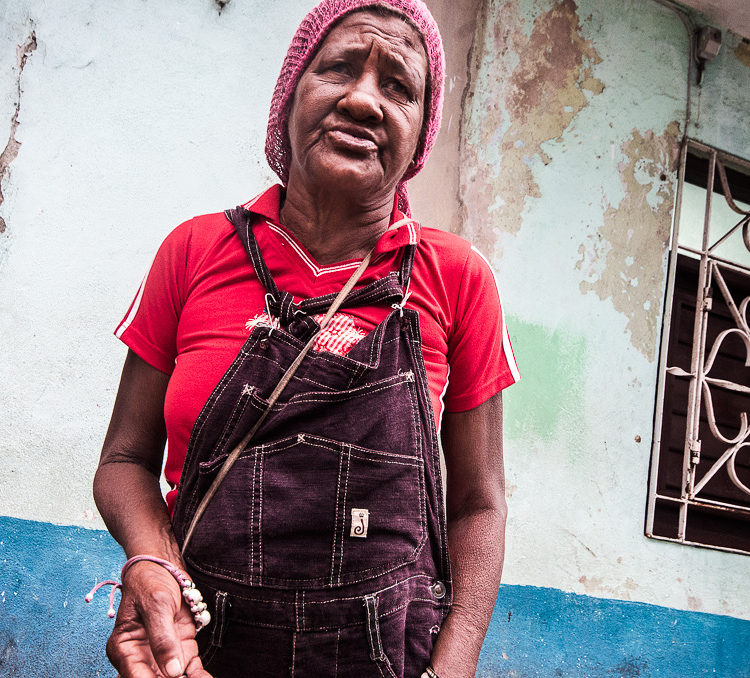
[350,508,369,538]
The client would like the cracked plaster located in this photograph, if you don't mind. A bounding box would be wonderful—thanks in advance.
[460,0,604,257]
[0,30,36,234]
[577,122,681,361]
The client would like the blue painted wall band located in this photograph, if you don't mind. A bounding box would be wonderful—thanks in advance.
[1,516,748,677]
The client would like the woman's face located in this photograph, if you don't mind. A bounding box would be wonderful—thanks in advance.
[286,10,428,199]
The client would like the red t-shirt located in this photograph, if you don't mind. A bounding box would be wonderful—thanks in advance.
[116,185,519,511]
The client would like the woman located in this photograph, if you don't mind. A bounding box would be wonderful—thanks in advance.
[93,1,519,676]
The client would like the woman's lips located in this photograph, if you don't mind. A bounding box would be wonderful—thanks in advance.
[327,129,378,153]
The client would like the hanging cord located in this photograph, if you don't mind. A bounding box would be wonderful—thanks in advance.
[181,247,375,554]
[650,0,696,137]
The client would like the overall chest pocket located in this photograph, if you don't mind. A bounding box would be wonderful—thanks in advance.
[186,432,427,588]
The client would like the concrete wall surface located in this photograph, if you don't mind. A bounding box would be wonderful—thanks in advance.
[1,0,749,675]
[461,0,750,618]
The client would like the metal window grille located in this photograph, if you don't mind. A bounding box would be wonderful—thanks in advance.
[647,139,750,555]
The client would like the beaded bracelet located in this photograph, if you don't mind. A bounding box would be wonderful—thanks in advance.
[85,555,211,631]
[421,666,440,678]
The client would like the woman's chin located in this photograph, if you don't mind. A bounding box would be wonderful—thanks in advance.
[303,157,391,199]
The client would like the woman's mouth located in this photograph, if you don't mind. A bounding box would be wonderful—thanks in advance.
[327,129,378,153]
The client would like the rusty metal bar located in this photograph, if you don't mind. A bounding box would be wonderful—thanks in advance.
[655,492,750,514]
[648,139,750,552]
[687,139,750,172]
[708,214,750,252]
[705,376,750,395]
[716,159,750,217]
[678,245,750,274]
[692,433,750,496]
[700,379,749,446]
[678,150,716,538]
[647,134,690,537]
[649,533,750,557]
[711,265,750,334]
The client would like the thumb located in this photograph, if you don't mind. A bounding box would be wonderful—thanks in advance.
[140,595,186,678]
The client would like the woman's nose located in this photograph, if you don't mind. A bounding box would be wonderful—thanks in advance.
[337,73,383,123]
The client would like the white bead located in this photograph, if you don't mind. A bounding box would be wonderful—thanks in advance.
[184,587,203,603]
[196,609,211,627]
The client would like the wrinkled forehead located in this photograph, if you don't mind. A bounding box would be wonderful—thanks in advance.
[314,9,428,79]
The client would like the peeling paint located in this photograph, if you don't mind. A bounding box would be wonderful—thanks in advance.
[576,122,681,361]
[578,574,640,601]
[0,30,36,235]
[578,574,604,594]
[2,1,750,664]
[460,0,604,255]
[735,39,750,68]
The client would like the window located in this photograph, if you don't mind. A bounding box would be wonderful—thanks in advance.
[647,139,750,555]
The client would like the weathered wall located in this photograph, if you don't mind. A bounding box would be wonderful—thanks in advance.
[460,0,750,635]
[2,0,750,674]
[693,28,750,158]
[0,0,285,526]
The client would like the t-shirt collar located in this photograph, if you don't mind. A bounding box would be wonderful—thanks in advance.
[241,184,421,255]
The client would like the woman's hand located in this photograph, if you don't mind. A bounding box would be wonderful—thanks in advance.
[95,351,210,677]
[107,562,213,678]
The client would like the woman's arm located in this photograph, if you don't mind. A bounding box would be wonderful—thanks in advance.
[94,349,211,678]
[429,392,507,678]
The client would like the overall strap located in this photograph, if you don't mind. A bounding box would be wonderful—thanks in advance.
[225,207,416,324]
[225,206,281,299]
[181,248,375,555]
[388,217,418,290]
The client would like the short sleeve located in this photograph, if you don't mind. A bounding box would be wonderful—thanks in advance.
[443,246,519,412]
[114,222,193,374]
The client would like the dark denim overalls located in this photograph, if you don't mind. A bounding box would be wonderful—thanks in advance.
[172,208,451,677]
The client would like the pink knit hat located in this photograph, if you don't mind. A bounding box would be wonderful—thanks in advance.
[265,0,445,216]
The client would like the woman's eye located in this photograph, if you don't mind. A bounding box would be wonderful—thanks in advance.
[327,62,350,74]
[385,79,411,98]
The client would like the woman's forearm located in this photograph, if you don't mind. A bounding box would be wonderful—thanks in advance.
[94,352,209,677]
[433,393,506,677]
[94,350,179,563]
[94,461,183,565]
[430,503,507,678]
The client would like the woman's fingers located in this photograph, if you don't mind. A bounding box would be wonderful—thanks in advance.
[185,655,215,678]
[138,593,187,678]
[107,563,194,678]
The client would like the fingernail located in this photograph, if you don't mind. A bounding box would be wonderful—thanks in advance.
[165,658,184,677]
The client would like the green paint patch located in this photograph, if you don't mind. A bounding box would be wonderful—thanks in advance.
[504,316,586,442]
